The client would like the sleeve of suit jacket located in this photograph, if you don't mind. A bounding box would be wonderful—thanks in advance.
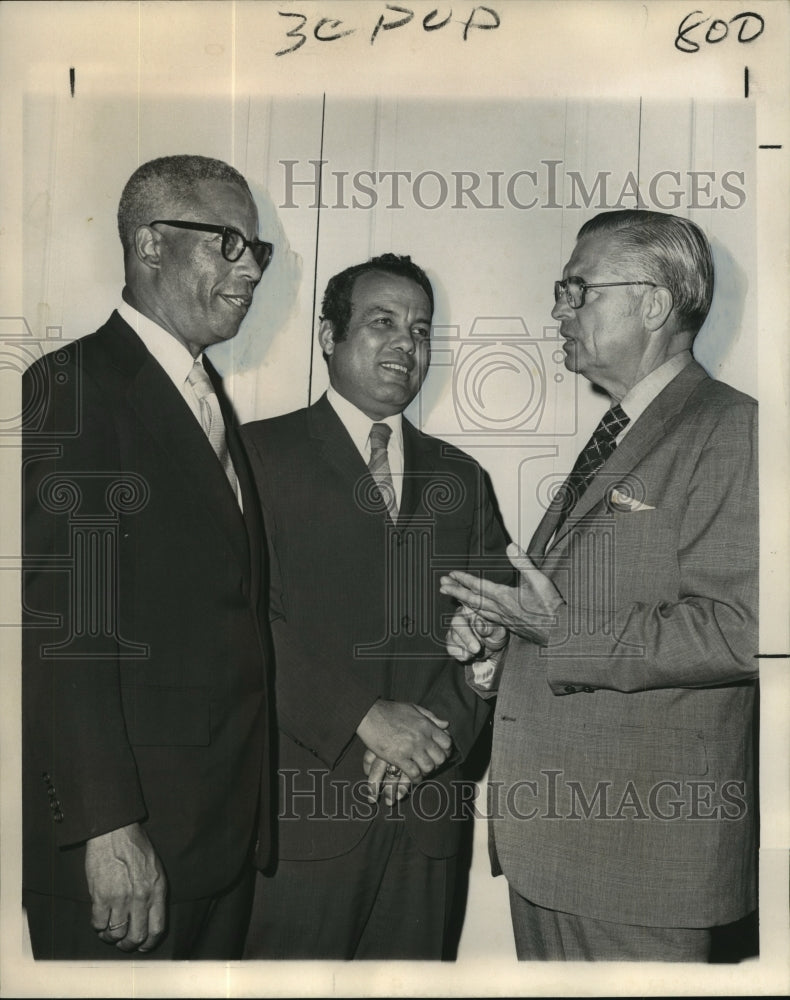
[241,421,382,767]
[540,394,758,694]
[22,352,147,848]
[413,463,511,761]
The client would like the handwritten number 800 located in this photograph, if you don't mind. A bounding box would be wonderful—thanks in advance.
[675,10,766,53]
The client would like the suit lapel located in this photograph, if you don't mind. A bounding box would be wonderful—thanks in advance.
[399,419,436,527]
[307,394,372,487]
[539,362,709,558]
[306,396,433,528]
[103,313,250,566]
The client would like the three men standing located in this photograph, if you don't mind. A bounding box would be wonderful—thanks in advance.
[23,158,758,965]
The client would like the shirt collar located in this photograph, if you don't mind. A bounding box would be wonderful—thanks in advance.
[326,385,403,458]
[117,298,199,387]
[619,350,693,427]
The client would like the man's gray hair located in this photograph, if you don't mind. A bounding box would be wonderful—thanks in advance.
[578,210,714,334]
[117,154,252,257]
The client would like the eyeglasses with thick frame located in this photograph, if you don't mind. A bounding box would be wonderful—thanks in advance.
[554,276,657,309]
[149,220,274,271]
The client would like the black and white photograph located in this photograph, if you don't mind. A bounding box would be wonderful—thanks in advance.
[1,1,788,996]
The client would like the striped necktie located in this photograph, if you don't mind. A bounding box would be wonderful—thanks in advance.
[367,422,398,522]
[187,359,240,503]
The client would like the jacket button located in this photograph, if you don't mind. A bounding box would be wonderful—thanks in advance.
[53,810,64,823]
[582,686,595,693]
[564,684,577,694]
[401,616,412,629]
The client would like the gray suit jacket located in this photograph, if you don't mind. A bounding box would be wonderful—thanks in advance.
[486,361,758,927]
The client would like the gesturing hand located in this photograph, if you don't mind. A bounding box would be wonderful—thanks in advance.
[85,821,167,953]
[445,603,509,663]
[440,542,565,647]
[356,700,452,789]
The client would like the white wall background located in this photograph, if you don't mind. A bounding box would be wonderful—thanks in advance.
[19,91,756,964]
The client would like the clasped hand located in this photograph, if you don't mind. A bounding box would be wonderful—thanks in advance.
[356,700,453,805]
[440,542,565,661]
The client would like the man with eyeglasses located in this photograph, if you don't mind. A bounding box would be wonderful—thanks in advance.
[22,155,275,958]
[441,209,758,961]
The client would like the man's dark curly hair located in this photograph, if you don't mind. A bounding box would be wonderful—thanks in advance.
[320,253,434,344]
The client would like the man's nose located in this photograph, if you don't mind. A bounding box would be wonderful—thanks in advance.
[390,324,416,353]
[551,295,573,321]
[234,246,263,284]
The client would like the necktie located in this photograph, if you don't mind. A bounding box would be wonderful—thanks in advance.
[367,422,398,522]
[554,403,630,530]
[187,360,240,501]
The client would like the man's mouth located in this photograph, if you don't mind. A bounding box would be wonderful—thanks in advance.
[380,361,411,377]
[220,294,252,310]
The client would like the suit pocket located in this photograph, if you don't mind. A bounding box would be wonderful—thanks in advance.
[121,684,211,746]
[573,722,708,776]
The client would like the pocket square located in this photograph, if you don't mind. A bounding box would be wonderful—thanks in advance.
[609,488,655,512]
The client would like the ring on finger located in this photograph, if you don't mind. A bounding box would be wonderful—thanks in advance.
[385,764,401,777]
[108,920,128,931]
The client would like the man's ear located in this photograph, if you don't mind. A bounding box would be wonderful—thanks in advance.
[133,224,162,269]
[318,318,337,357]
[644,285,674,331]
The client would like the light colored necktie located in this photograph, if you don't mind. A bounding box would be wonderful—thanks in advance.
[186,359,240,501]
[367,422,398,522]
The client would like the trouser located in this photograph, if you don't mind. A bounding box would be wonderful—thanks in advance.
[244,815,456,960]
[508,886,758,963]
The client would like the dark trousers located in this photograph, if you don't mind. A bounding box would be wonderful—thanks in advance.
[243,815,456,960]
[24,866,255,960]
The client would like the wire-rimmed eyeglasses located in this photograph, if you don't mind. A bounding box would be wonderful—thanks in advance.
[554,276,657,309]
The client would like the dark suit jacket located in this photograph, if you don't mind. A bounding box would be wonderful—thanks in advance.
[242,394,509,862]
[22,311,273,903]
[485,361,758,927]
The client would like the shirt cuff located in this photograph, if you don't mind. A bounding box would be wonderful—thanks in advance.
[466,649,506,692]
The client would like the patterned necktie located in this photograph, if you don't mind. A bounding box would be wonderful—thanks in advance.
[186,360,240,502]
[367,422,398,522]
[554,403,630,530]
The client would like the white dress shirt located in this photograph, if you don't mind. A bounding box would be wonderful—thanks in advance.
[117,299,202,419]
[616,350,693,442]
[326,385,405,508]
